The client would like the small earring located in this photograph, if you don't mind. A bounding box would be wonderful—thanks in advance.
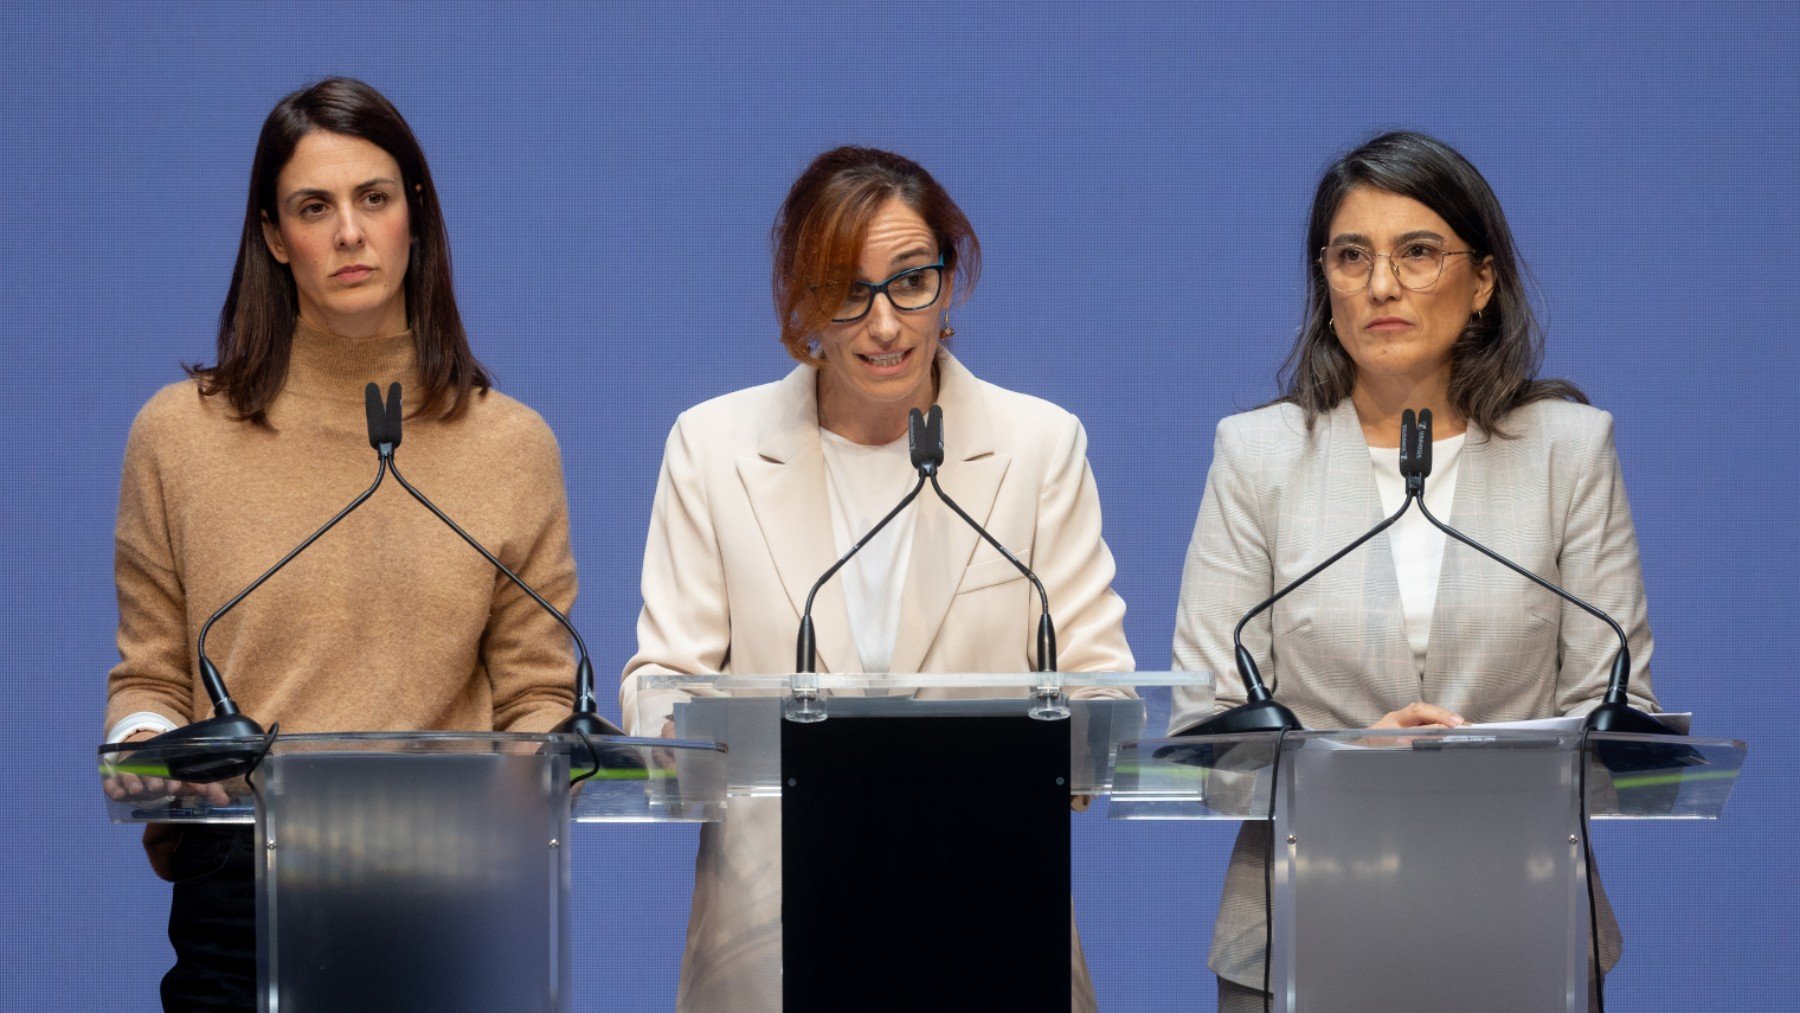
[1328,318,1337,335]
[940,312,955,339]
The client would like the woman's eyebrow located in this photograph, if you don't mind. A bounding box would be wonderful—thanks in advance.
[283,178,399,205]
[887,246,934,267]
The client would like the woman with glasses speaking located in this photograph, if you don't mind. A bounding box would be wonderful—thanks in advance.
[1168,131,1661,1010]
[620,146,1132,1012]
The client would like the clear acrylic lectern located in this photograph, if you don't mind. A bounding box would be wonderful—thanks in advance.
[99,731,726,1012]
[1114,726,1747,1012]
[632,670,1212,1013]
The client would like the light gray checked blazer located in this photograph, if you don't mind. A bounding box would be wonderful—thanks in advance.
[1170,396,1660,988]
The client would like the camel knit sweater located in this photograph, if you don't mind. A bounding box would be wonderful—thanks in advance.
[105,322,578,737]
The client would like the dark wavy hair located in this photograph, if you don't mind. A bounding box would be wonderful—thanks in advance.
[189,76,488,425]
[772,146,981,366]
[1278,130,1584,435]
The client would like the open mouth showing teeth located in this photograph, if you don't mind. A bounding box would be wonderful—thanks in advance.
[861,350,907,367]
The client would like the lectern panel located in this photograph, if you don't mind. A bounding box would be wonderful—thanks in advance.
[257,749,570,1012]
[1270,738,1586,1013]
[781,712,1070,1012]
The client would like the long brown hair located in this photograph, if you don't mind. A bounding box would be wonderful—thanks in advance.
[1279,131,1585,435]
[189,77,489,425]
[771,146,981,366]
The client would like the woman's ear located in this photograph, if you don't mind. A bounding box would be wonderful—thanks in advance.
[260,211,290,265]
[1472,254,1496,315]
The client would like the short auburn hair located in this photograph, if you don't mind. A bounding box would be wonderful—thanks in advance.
[771,146,981,366]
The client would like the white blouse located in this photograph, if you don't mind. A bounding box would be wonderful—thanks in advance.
[818,428,918,674]
[1369,432,1465,675]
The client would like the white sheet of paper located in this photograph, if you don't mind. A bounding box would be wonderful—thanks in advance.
[1463,712,1692,734]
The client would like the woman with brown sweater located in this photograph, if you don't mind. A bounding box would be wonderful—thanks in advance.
[103,78,579,1010]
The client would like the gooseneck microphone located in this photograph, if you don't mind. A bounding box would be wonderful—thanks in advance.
[129,383,408,780]
[366,382,624,740]
[794,423,931,673]
[1405,409,1674,736]
[1173,410,1447,737]
[912,406,1059,673]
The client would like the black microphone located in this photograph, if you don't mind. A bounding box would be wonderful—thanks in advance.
[1172,410,1438,737]
[913,406,1060,673]
[125,382,408,781]
[370,383,624,741]
[793,414,932,673]
[1406,409,1674,736]
[910,401,944,476]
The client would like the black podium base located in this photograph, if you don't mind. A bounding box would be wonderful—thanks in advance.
[781,710,1070,1012]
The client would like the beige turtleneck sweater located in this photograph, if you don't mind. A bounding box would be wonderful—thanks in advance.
[105,322,579,738]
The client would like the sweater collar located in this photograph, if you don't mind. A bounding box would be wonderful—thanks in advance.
[284,319,421,404]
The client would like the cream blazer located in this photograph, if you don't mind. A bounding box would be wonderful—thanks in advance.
[622,352,1133,1012]
[1170,397,1660,988]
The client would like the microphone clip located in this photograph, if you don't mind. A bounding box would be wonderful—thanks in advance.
[1400,408,1433,499]
[364,382,404,460]
[908,405,944,477]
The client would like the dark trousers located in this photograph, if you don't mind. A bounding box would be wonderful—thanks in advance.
[161,826,257,1011]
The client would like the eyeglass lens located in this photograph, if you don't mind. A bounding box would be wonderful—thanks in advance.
[1322,243,1450,293]
[835,265,944,321]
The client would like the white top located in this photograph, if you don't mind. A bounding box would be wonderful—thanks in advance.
[1369,432,1465,675]
[819,428,918,674]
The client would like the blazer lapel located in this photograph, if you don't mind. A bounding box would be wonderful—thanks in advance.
[1423,423,1490,700]
[1318,400,1415,706]
[887,354,1009,675]
[736,365,858,675]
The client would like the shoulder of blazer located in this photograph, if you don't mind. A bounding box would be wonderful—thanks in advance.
[968,375,1081,449]
[669,366,814,457]
[1480,398,1615,463]
[1214,400,1316,466]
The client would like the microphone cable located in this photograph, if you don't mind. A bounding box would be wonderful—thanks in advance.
[794,473,928,673]
[1262,726,1290,1013]
[1579,729,1605,1011]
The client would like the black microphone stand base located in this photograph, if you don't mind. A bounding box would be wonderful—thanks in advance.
[1170,698,1304,738]
[553,710,643,775]
[139,712,270,783]
[554,710,626,739]
[1582,701,1697,776]
[1582,701,1677,736]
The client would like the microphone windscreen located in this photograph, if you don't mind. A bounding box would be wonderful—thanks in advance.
[364,383,387,449]
[1399,409,1417,477]
[908,407,929,469]
[384,382,404,449]
[1417,408,1433,478]
[923,405,945,468]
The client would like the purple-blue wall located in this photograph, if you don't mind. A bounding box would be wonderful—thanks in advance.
[4,3,1794,1008]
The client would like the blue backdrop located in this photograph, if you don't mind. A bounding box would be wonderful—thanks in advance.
[4,3,1795,1009]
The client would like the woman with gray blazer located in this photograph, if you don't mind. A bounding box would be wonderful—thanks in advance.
[1169,132,1660,1011]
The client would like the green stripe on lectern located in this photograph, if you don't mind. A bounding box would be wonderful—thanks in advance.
[98,761,172,778]
[570,767,675,783]
[1609,769,1741,790]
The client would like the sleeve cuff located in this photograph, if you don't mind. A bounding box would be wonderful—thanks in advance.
[106,711,179,745]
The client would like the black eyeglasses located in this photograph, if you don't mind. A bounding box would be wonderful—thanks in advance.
[831,257,946,322]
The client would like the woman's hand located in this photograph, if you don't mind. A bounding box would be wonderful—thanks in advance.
[1368,702,1468,730]
[102,729,233,807]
